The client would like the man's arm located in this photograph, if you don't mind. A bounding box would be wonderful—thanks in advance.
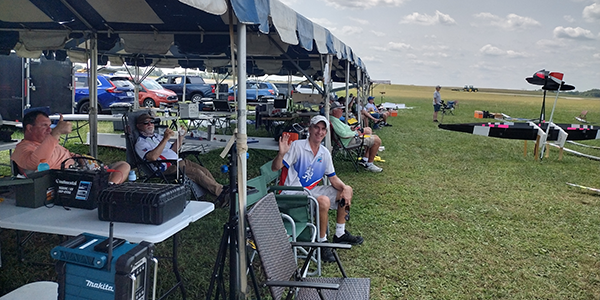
[145,129,175,161]
[272,134,290,171]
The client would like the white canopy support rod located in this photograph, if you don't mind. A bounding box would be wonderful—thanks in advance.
[324,54,333,152]
[236,23,249,300]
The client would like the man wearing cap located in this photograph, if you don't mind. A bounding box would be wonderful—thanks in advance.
[135,113,224,197]
[433,85,442,122]
[12,110,130,184]
[365,96,391,127]
[272,115,364,262]
[329,101,383,172]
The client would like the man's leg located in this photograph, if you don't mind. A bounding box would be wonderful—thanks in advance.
[332,185,363,245]
[316,195,331,241]
[108,161,130,184]
[179,159,223,196]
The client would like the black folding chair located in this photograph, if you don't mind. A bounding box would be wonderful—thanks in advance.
[122,110,206,199]
[246,193,370,300]
[330,126,364,172]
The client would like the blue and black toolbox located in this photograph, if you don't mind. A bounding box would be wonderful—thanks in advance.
[52,233,155,300]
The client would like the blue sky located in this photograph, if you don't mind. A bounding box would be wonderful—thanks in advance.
[281,0,600,91]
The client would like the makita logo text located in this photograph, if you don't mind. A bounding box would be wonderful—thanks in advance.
[85,280,114,292]
[56,179,77,186]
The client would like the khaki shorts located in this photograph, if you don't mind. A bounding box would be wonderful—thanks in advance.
[348,136,375,148]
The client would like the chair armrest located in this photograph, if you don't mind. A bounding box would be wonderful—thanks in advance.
[291,241,351,250]
[265,280,339,290]
[269,185,305,192]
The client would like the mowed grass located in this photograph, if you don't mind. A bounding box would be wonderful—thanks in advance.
[1,84,600,299]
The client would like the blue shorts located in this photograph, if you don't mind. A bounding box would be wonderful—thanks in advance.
[370,112,381,119]
[433,104,441,112]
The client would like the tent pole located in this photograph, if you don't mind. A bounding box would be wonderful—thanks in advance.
[324,54,332,152]
[344,60,349,121]
[236,23,248,300]
[89,35,98,158]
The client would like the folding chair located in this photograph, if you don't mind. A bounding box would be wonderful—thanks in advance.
[330,126,364,172]
[122,110,206,199]
[246,193,370,300]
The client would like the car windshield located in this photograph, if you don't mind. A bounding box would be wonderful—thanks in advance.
[142,78,164,90]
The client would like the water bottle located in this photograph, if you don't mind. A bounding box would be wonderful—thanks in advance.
[37,159,50,172]
[128,170,137,182]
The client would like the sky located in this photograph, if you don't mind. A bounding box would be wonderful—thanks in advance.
[280,0,600,91]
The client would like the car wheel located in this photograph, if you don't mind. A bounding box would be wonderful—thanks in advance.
[77,101,90,114]
[190,93,204,103]
[142,98,156,108]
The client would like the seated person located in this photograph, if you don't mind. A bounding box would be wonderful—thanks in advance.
[329,102,383,173]
[366,96,392,127]
[134,113,224,197]
[11,110,130,184]
[272,116,364,262]
[359,104,382,129]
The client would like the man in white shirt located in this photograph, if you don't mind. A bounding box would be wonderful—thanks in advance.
[433,85,442,122]
[135,113,224,197]
[271,116,364,262]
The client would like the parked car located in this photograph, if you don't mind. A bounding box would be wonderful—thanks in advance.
[295,82,321,95]
[74,73,135,114]
[155,75,216,102]
[112,77,178,107]
[273,82,294,99]
[228,81,279,101]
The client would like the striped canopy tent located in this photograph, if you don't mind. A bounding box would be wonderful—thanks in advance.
[0,1,369,296]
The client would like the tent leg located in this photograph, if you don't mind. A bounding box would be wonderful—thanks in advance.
[523,140,527,157]
[534,136,540,160]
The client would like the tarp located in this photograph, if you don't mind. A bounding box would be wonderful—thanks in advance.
[0,0,367,80]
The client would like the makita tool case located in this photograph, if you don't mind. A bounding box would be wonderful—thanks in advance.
[97,183,189,225]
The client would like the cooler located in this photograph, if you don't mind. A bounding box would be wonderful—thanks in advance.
[97,183,189,225]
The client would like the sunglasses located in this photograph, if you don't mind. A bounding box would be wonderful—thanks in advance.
[138,121,153,125]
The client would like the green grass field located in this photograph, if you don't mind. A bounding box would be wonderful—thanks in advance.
[1,84,599,299]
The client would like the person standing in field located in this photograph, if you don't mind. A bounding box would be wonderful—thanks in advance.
[433,85,442,122]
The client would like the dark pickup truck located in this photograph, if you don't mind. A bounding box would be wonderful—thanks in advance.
[156,75,226,102]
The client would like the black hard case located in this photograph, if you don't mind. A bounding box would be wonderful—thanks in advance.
[97,183,189,225]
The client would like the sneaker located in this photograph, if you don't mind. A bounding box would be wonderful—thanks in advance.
[384,122,393,127]
[365,164,383,173]
[333,230,364,245]
[433,120,439,123]
[320,244,336,262]
[358,159,367,167]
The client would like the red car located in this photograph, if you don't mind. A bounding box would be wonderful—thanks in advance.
[114,77,178,107]
[137,78,178,107]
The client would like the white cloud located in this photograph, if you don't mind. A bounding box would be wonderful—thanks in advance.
[348,17,369,25]
[422,52,449,58]
[411,59,441,67]
[583,2,600,22]
[593,53,600,59]
[338,26,364,35]
[473,12,540,30]
[564,15,575,22]
[324,0,406,9]
[399,10,456,25]
[388,42,412,51]
[479,44,528,57]
[362,56,383,63]
[536,39,567,48]
[479,44,505,56]
[371,30,386,37]
[309,18,336,28]
[553,26,596,40]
